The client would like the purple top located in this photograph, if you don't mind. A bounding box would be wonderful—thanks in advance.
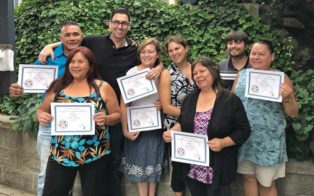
[187,109,213,184]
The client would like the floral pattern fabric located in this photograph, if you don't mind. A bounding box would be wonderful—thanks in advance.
[187,109,214,184]
[234,69,288,166]
[50,89,110,167]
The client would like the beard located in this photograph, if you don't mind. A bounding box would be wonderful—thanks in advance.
[229,50,247,58]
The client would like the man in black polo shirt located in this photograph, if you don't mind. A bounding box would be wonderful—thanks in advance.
[39,8,162,196]
[219,31,251,90]
[81,8,162,196]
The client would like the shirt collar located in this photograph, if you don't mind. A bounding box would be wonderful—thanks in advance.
[54,43,65,57]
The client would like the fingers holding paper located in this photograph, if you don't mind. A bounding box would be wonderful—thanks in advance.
[37,111,53,126]
[93,112,108,127]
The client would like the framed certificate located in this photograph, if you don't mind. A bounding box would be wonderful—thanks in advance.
[51,103,95,136]
[171,131,209,166]
[127,105,162,132]
[245,69,284,102]
[18,64,58,93]
[117,68,157,103]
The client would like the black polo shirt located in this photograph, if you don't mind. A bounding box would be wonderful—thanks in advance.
[219,58,251,90]
[82,35,138,100]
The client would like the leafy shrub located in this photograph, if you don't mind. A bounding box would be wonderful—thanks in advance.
[0,0,312,160]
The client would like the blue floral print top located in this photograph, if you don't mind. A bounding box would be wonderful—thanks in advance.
[234,69,288,166]
[50,88,110,167]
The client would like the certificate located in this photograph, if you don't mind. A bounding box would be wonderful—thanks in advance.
[171,131,209,166]
[245,69,284,102]
[127,105,161,132]
[51,103,95,136]
[18,64,58,93]
[117,68,157,103]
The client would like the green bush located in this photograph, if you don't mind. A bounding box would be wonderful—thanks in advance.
[0,0,312,160]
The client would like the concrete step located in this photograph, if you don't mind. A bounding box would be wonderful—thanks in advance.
[0,184,35,196]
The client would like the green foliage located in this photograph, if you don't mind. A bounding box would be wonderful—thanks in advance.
[0,94,40,136]
[0,0,311,159]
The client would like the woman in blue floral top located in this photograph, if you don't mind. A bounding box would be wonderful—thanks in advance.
[233,40,298,196]
[36,46,120,196]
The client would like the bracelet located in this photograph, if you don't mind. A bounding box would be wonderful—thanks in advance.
[283,98,291,103]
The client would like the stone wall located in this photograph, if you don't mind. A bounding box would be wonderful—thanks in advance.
[1,113,314,196]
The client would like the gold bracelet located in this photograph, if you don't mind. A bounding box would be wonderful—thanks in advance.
[283,98,291,103]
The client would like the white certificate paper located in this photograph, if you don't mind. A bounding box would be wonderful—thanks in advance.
[117,68,157,103]
[51,103,95,136]
[171,131,209,166]
[18,64,58,93]
[127,105,161,132]
[245,69,284,102]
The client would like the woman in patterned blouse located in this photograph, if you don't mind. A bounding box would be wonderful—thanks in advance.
[36,46,120,196]
[163,57,251,196]
[159,35,196,196]
[233,40,298,196]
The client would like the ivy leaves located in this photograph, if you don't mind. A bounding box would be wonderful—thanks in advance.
[1,0,312,160]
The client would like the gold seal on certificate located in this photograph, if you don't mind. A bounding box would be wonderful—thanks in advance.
[18,64,58,93]
[117,68,158,103]
[245,69,284,102]
[127,105,161,132]
[51,103,95,136]
[171,131,209,166]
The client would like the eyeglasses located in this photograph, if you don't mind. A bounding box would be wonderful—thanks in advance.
[111,20,129,27]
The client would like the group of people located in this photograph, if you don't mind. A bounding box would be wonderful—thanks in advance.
[9,6,299,196]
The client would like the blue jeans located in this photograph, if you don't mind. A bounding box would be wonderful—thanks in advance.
[37,125,51,196]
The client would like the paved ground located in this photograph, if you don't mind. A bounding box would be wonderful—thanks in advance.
[0,185,35,196]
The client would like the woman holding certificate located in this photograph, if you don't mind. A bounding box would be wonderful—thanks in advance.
[120,38,164,196]
[159,35,196,196]
[233,40,298,196]
[163,56,251,196]
[36,46,120,195]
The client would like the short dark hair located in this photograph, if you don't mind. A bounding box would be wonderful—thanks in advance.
[110,8,131,22]
[253,40,275,53]
[226,31,249,46]
[191,56,222,92]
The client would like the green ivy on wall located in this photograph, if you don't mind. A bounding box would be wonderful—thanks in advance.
[0,0,312,160]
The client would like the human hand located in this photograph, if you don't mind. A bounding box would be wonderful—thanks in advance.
[38,45,55,64]
[125,131,140,141]
[93,112,108,127]
[208,138,225,152]
[37,111,53,126]
[146,66,162,80]
[163,130,172,143]
[9,83,23,97]
[280,82,293,100]
[154,100,162,110]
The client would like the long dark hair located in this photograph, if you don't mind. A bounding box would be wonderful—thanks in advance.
[47,46,101,96]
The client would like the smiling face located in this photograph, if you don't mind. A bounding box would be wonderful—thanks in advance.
[192,63,214,90]
[139,44,159,68]
[109,13,130,41]
[60,25,83,54]
[249,42,274,70]
[69,52,90,80]
[227,39,247,58]
[168,41,188,65]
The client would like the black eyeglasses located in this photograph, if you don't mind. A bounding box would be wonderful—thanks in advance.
[111,20,129,27]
